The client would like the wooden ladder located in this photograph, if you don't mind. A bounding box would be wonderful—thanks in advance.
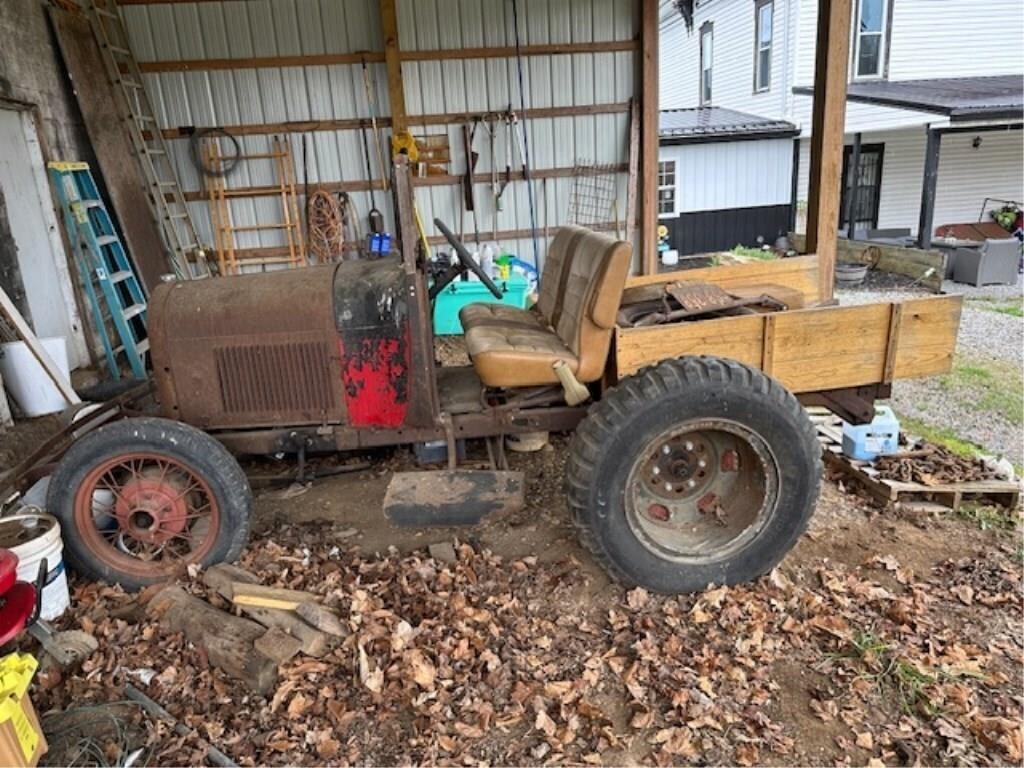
[205,137,307,275]
[83,0,211,280]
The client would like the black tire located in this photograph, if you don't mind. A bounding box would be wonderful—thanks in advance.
[47,417,252,591]
[566,356,821,593]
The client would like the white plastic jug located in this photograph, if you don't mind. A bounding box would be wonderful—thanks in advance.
[0,337,71,417]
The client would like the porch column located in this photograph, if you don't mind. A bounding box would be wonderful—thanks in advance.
[916,127,942,250]
[845,132,862,240]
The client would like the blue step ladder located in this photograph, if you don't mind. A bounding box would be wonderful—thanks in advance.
[48,162,148,380]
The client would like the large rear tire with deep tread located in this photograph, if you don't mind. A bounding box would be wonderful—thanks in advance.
[566,356,821,593]
[47,417,252,591]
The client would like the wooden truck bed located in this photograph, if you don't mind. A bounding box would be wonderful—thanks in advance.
[614,254,963,392]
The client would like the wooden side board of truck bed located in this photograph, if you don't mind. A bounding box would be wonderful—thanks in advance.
[615,254,963,391]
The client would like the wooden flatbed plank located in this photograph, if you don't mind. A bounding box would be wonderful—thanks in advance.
[892,295,962,380]
[615,314,765,377]
[624,254,821,306]
[616,294,961,393]
[771,302,891,391]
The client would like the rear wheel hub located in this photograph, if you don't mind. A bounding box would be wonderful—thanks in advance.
[626,419,780,564]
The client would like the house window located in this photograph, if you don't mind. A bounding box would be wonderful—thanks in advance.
[754,0,773,92]
[699,22,713,105]
[657,160,676,216]
[854,0,889,78]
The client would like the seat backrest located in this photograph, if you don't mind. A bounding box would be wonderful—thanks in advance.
[553,230,632,382]
[537,225,590,323]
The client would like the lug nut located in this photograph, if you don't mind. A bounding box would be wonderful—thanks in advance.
[697,459,707,468]
[687,479,697,489]
[664,482,673,492]
[653,467,661,475]
[684,441,694,451]
[662,445,671,455]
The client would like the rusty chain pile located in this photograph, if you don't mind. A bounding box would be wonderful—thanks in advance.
[874,443,998,485]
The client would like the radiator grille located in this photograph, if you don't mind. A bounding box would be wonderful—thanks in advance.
[215,342,335,415]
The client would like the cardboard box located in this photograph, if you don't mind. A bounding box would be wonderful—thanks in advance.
[0,653,47,767]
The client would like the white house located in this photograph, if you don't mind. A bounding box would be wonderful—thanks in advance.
[659,0,1024,247]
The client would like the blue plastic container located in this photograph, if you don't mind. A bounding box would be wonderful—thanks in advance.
[841,405,900,461]
[432,274,530,335]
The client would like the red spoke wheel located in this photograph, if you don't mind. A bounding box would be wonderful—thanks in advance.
[47,418,251,590]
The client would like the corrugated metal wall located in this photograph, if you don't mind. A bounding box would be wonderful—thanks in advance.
[121,0,639,274]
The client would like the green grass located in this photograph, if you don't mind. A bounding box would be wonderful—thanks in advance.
[967,296,1024,318]
[841,632,939,715]
[955,502,1020,532]
[730,244,777,261]
[938,358,1024,426]
[896,414,984,459]
[993,303,1024,318]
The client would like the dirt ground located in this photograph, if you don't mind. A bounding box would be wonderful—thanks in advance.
[3,410,1019,766]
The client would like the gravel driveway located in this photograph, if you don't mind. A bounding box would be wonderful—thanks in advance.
[838,273,1023,463]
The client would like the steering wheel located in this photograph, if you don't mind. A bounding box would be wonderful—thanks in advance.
[433,218,504,300]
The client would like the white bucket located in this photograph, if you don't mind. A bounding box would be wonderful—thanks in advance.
[0,514,70,621]
[0,337,71,417]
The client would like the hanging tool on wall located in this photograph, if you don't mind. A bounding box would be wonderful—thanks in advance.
[360,128,384,236]
[360,55,389,192]
[484,117,500,240]
[462,119,481,246]
[496,112,513,212]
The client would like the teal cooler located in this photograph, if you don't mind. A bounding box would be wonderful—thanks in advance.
[432,275,530,335]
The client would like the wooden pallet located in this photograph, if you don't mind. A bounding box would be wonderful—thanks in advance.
[808,408,1021,512]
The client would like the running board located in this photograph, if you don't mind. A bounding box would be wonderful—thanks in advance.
[383,470,525,527]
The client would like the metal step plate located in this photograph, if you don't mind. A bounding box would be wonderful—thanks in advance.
[384,470,525,527]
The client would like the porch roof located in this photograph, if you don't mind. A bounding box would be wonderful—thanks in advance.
[795,75,1024,123]
[658,107,799,143]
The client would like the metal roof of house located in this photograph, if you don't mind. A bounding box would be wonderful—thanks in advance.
[659,107,799,143]
[794,75,1024,122]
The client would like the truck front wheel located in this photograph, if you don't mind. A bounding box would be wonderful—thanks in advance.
[566,356,821,593]
[47,417,252,591]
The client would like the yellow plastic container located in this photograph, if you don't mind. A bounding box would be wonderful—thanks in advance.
[0,653,46,767]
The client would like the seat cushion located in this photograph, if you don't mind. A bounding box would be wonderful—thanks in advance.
[463,323,578,387]
[458,302,547,332]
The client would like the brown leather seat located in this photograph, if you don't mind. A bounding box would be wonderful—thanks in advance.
[458,225,590,331]
[463,229,632,387]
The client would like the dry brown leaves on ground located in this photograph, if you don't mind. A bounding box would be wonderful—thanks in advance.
[32,523,1024,766]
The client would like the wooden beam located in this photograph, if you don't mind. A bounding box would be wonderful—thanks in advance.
[138,52,385,73]
[625,98,640,244]
[804,0,852,302]
[135,42,639,72]
[400,40,638,61]
[379,0,407,142]
[182,162,629,202]
[639,0,658,274]
[157,102,629,140]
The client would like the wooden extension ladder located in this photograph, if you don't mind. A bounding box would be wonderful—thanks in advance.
[204,136,307,276]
